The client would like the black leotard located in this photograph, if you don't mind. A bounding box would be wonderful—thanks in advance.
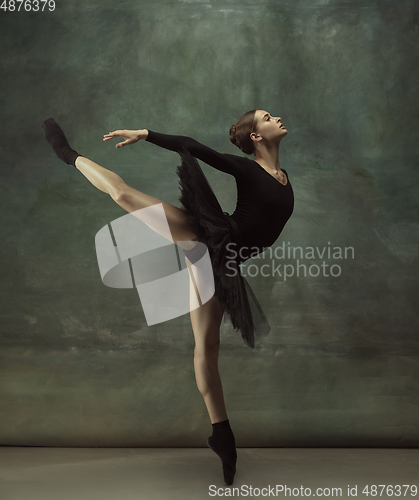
[145,130,294,261]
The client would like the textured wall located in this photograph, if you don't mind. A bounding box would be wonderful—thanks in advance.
[0,0,418,446]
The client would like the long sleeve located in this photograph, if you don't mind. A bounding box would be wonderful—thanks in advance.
[145,129,246,178]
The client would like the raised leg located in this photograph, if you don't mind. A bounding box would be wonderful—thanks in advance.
[75,156,197,247]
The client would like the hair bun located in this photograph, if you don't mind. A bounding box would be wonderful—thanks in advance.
[229,124,237,145]
[229,110,257,155]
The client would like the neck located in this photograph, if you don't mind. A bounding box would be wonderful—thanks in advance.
[254,141,281,172]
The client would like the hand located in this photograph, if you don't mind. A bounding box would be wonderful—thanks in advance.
[103,129,148,148]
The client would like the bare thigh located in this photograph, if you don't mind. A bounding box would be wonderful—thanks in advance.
[190,291,225,350]
[116,184,198,250]
[187,256,225,350]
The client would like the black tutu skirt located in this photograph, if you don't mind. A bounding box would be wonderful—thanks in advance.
[175,148,270,349]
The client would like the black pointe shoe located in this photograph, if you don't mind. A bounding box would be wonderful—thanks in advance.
[41,118,81,167]
[206,436,237,486]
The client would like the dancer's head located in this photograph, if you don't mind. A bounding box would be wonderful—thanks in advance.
[230,109,287,155]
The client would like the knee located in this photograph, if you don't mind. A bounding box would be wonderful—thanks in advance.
[112,181,129,203]
[194,340,220,361]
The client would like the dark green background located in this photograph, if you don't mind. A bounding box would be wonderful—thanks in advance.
[0,0,418,446]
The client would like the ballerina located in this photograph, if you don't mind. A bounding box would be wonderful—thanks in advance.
[41,109,294,486]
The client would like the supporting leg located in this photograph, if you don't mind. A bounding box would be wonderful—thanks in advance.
[188,277,237,485]
[189,290,227,424]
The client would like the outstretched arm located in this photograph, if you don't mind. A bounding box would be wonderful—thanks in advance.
[103,128,245,178]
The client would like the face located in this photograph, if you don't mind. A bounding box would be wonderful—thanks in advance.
[252,110,287,144]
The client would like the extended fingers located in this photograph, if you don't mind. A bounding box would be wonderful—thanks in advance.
[103,130,131,148]
[103,130,121,142]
